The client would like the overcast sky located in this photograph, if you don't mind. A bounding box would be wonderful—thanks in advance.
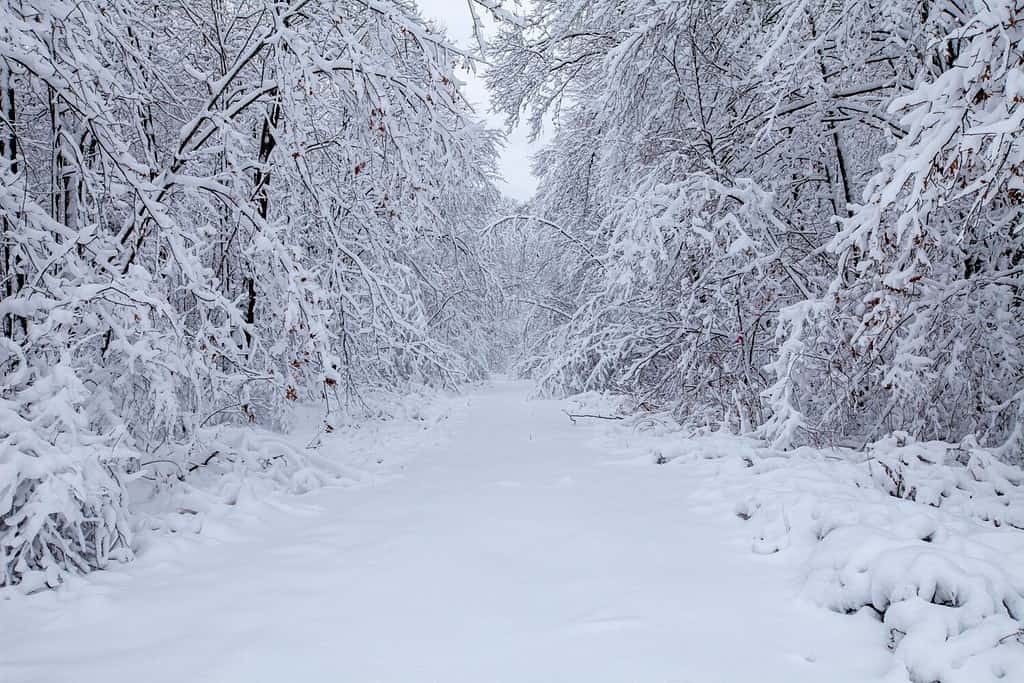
[416,1,541,202]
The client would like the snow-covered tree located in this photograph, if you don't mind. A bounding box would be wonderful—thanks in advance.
[767,0,1024,455]
[486,0,878,423]
[0,0,503,588]
[488,0,1024,459]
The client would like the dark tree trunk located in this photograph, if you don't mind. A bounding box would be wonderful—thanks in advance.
[244,100,281,349]
[1,61,25,338]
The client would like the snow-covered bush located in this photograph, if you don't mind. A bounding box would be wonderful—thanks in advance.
[537,174,808,430]
[0,351,132,590]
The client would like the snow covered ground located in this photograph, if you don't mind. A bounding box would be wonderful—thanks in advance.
[2,381,1021,682]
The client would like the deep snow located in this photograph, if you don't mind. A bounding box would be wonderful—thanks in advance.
[1,381,1018,682]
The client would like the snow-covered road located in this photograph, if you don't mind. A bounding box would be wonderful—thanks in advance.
[2,381,890,682]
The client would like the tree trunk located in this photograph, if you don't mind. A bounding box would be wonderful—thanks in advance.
[1,60,25,339]
[244,100,281,349]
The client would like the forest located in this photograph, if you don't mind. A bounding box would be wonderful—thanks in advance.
[1,1,1023,681]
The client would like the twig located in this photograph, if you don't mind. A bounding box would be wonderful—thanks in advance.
[139,459,186,481]
[563,410,625,424]
[188,450,224,472]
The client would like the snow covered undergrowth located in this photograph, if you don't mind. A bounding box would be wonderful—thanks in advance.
[572,395,1024,683]
[130,388,459,528]
[2,387,456,594]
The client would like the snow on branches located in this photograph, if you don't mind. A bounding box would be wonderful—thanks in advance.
[0,0,502,589]
[489,0,1024,460]
[806,1,1024,451]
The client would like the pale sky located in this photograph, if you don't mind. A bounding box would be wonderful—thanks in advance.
[417,0,541,202]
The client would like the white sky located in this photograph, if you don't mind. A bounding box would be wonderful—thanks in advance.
[417,0,541,202]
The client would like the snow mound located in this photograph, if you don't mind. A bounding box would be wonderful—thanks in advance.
[745,442,1024,682]
[2,381,455,595]
[809,528,1024,682]
[128,389,455,538]
[805,437,1024,682]
[579,396,1024,683]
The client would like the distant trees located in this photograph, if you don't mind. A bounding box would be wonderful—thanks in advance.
[488,0,1024,457]
[0,0,504,588]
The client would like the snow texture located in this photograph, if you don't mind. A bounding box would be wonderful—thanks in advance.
[3,381,1021,682]
[582,398,1024,683]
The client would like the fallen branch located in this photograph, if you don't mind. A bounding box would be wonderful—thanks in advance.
[188,450,224,473]
[563,410,626,425]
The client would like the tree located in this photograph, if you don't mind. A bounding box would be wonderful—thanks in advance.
[767,0,1024,454]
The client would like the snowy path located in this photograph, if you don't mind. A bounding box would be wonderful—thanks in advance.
[2,381,889,683]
